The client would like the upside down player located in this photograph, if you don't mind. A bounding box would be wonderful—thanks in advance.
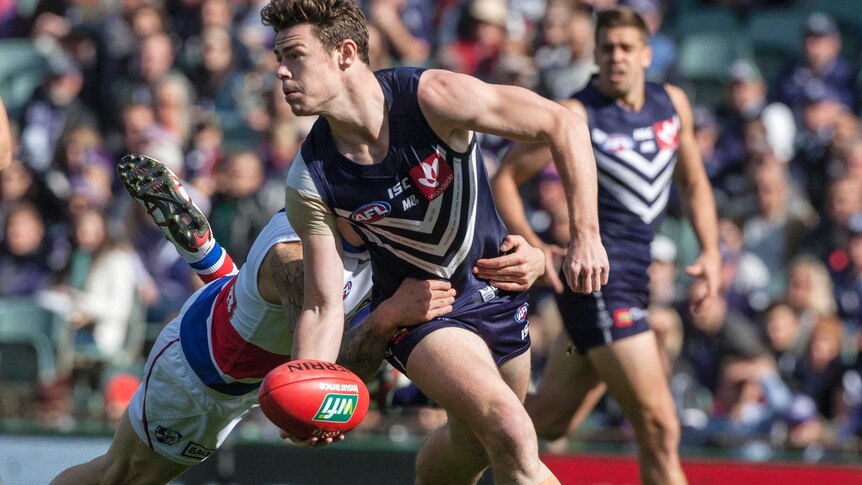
[268,1,608,483]
[493,8,721,485]
[51,154,545,484]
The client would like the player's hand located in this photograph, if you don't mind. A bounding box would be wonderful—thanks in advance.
[280,429,345,448]
[563,234,609,294]
[685,251,721,313]
[472,235,546,291]
[380,278,456,327]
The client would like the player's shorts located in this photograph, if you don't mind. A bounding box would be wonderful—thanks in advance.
[127,314,258,466]
[555,268,650,353]
[385,288,531,375]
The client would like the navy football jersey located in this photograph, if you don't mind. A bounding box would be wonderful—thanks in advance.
[287,67,509,308]
[573,80,679,287]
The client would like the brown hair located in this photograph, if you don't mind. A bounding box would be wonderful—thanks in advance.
[595,7,649,45]
[261,0,370,65]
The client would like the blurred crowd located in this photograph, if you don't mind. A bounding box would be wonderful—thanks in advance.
[1,0,862,462]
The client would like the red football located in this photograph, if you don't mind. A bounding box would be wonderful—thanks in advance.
[258,360,369,439]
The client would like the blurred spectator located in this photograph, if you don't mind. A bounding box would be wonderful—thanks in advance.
[648,234,678,307]
[693,105,721,181]
[792,81,852,209]
[102,372,141,427]
[534,2,594,99]
[795,315,848,419]
[622,0,677,83]
[0,203,56,297]
[187,25,257,144]
[0,160,64,229]
[718,216,770,317]
[832,212,862,334]
[112,31,186,113]
[153,75,196,148]
[776,12,854,122]
[369,0,433,65]
[53,208,138,365]
[802,177,862,266]
[763,301,809,388]
[680,278,767,392]
[437,0,508,80]
[714,60,795,179]
[742,160,817,299]
[785,255,838,326]
[18,54,97,174]
[209,150,283,265]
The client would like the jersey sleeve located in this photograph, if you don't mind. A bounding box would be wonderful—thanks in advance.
[284,153,339,238]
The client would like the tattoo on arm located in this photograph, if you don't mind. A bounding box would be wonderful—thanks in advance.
[338,310,391,382]
[270,242,305,330]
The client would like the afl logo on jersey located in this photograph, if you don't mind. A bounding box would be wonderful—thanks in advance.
[514,303,529,323]
[342,281,352,300]
[350,201,391,223]
[601,134,634,154]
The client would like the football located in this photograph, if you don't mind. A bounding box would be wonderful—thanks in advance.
[258,360,370,439]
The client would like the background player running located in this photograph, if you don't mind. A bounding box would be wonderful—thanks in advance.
[493,8,720,485]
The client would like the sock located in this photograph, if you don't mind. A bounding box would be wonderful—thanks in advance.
[186,240,238,283]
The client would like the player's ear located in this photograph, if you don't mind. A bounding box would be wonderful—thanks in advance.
[641,44,653,70]
[338,39,358,69]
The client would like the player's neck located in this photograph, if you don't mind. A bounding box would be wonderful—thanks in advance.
[610,84,646,112]
[323,69,389,165]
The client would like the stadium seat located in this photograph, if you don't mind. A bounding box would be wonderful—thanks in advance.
[0,298,71,375]
[0,39,47,120]
[746,8,808,84]
[674,7,740,38]
[677,33,754,107]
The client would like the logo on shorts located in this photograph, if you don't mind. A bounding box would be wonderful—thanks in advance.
[350,202,391,223]
[514,303,529,323]
[313,394,358,423]
[155,426,182,446]
[181,442,213,460]
[613,308,633,327]
[343,281,352,300]
[409,153,453,201]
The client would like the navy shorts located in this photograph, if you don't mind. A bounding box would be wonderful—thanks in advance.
[385,291,531,375]
[555,268,650,353]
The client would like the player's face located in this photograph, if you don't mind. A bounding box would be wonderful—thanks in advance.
[595,26,652,97]
[274,24,342,116]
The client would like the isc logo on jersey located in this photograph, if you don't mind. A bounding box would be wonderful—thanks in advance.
[313,393,358,423]
[410,152,454,201]
[350,201,391,223]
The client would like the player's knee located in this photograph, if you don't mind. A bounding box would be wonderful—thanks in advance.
[482,402,537,460]
[640,409,681,455]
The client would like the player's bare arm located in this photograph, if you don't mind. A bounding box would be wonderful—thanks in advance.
[417,70,607,294]
[259,241,305,327]
[0,98,11,171]
[666,84,721,309]
[338,278,456,381]
[492,99,592,293]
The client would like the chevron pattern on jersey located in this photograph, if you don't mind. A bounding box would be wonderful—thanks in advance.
[590,117,679,224]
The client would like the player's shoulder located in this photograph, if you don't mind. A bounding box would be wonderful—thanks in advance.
[659,82,691,111]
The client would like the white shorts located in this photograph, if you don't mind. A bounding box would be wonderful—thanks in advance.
[127,315,259,466]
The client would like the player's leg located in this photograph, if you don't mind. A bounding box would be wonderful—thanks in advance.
[51,410,190,484]
[408,327,553,485]
[587,331,687,485]
[117,154,237,282]
[524,332,606,440]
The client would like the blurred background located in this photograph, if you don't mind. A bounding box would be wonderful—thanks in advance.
[1,0,862,483]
